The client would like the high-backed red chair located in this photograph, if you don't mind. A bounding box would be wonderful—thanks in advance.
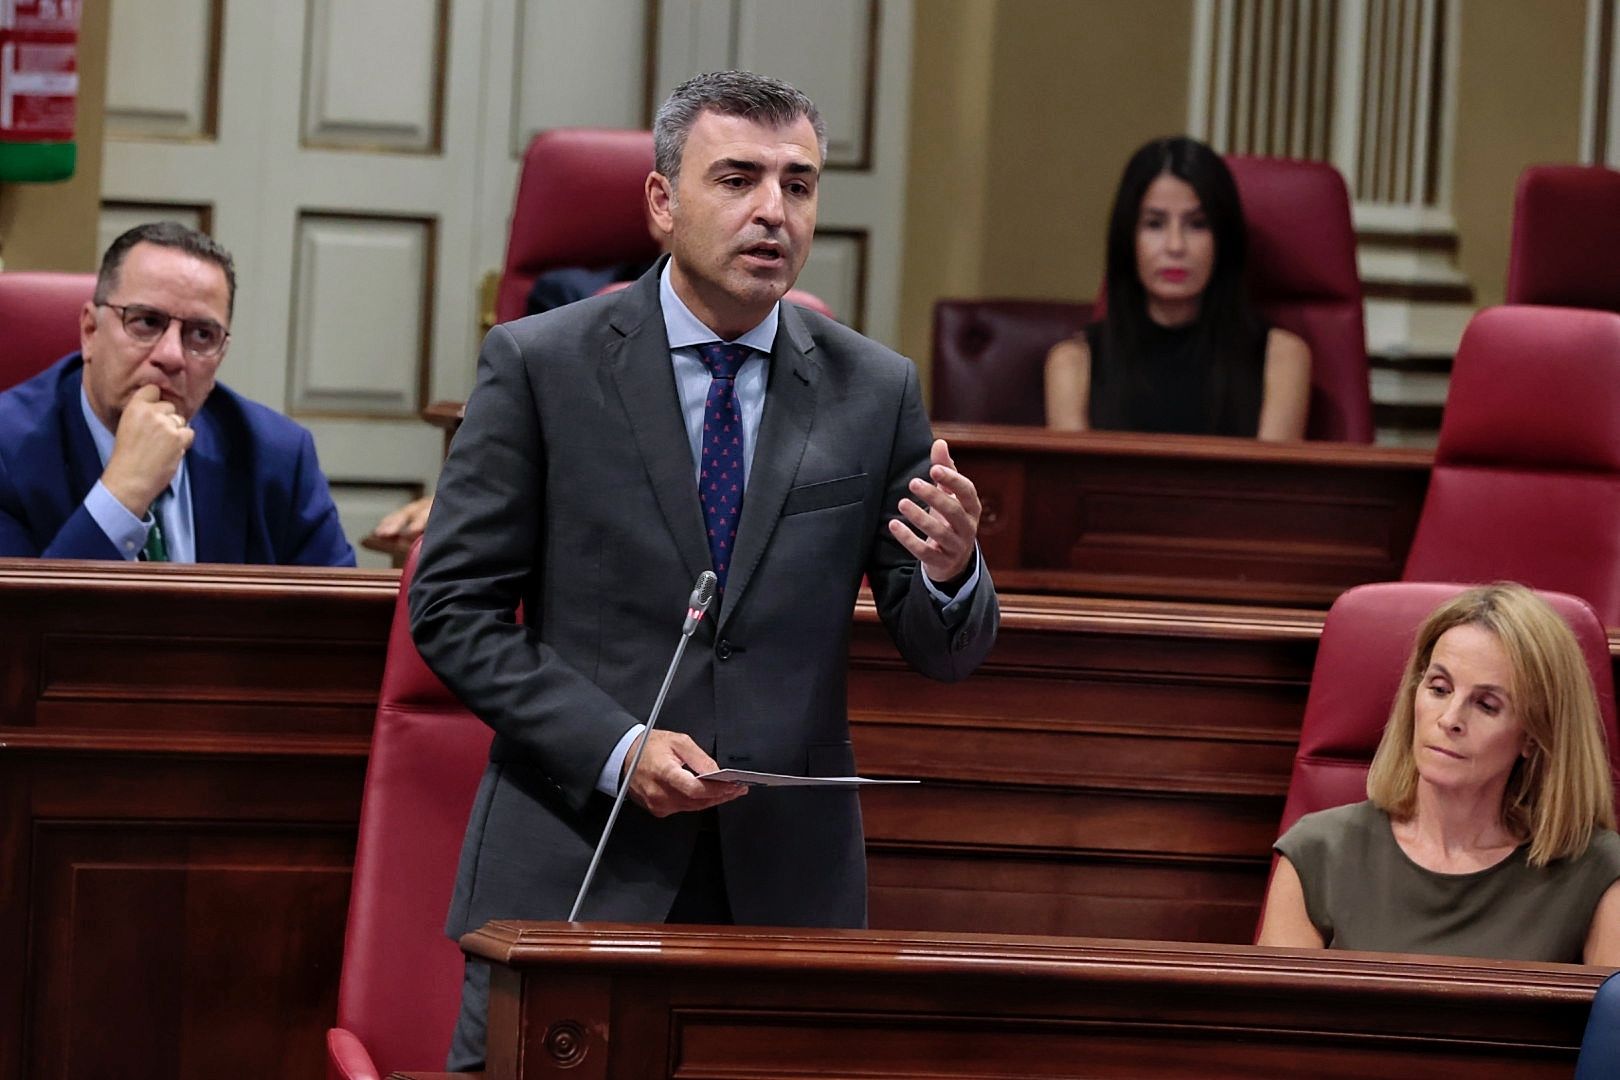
[1506,164,1620,313]
[592,277,838,321]
[931,156,1371,441]
[494,128,661,326]
[929,300,1094,425]
[1402,306,1620,625]
[327,541,491,1080]
[0,271,95,391]
[1226,155,1371,442]
[1262,581,1620,938]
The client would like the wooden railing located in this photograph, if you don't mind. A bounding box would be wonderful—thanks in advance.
[461,922,1604,1079]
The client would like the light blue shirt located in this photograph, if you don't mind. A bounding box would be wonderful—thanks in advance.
[595,265,982,794]
[79,386,196,563]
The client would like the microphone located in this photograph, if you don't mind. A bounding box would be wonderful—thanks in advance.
[569,570,718,921]
[682,571,718,635]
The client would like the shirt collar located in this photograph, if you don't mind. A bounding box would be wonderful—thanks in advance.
[79,382,184,496]
[659,259,779,354]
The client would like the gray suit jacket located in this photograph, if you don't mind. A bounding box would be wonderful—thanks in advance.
[410,261,998,935]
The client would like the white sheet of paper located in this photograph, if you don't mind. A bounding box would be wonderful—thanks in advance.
[697,769,920,788]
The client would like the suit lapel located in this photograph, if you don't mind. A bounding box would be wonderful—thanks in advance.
[605,270,712,587]
[719,303,817,625]
[57,362,103,504]
[188,404,246,562]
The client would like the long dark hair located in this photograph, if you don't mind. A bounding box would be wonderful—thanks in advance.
[1097,136,1263,432]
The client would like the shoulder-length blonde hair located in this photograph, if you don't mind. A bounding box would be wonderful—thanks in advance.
[1366,582,1617,866]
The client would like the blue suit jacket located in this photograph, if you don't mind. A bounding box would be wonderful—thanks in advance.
[0,353,356,565]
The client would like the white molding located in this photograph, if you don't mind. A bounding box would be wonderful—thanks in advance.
[1330,0,1366,184]
[1582,0,1604,163]
[1187,0,1216,138]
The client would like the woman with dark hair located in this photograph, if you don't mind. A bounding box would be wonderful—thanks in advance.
[1044,136,1310,439]
[1258,583,1620,963]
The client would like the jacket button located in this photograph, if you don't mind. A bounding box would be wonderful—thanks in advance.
[716,639,732,661]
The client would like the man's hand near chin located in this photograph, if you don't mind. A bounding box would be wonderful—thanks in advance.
[100,383,193,515]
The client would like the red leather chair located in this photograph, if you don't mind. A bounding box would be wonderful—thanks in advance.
[1402,306,1620,625]
[930,299,1094,425]
[0,271,95,391]
[593,278,838,321]
[1506,164,1620,312]
[931,156,1372,441]
[494,128,661,325]
[1226,155,1371,443]
[1262,581,1620,937]
[327,540,491,1080]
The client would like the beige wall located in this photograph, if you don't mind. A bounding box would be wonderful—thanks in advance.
[898,0,997,373]
[1452,0,1588,308]
[0,0,107,272]
[900,0,1193,383]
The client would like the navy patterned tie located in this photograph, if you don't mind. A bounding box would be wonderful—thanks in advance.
[696,342,751,589]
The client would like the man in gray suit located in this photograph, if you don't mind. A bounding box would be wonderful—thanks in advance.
[410,70,998,1070]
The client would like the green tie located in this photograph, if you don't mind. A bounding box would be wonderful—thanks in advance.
[140,493,170,563]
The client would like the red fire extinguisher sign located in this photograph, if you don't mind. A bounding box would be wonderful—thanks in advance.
[0,0,82,182]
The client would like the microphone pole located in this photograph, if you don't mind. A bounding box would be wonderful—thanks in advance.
[569,570,718,921]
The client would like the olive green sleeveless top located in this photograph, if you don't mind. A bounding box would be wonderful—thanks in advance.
[1275,800,1620,963]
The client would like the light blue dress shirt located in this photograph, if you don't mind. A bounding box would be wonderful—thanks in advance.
[595,265,982,794]
[79,386,196,563]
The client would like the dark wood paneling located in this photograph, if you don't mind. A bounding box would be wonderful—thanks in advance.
[852,593,1324,941]
[465,923,1605,1079]
[5,563,1619,1078]
[938,423,1433,606]
[0,561,396,1080]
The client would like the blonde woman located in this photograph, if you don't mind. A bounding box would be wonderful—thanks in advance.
[1259,583,1620,963]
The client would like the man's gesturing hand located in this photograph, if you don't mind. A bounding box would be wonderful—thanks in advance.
[101,384,193,516]
[888,438,981,584]
[622,729,748,818]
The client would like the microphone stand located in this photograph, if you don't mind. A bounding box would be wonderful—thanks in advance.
[569,571,717,921]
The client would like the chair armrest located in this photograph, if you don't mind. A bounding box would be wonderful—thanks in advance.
[327,1027,383,1080]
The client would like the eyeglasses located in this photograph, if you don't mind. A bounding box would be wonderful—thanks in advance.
[99,302,230,359]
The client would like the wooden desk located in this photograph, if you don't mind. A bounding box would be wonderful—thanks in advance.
[3,563,1615,1078]
[853,592,1323,942]
[465,922,1607,1079]
[936,422,1433,606]
[404,406,1434,605]
[0,560,396,1080]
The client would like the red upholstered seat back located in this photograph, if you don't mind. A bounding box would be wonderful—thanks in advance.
[1403,306,1620,625]
[930,299,1094,425]
[1225,155,1371,442]
[1506,164,1620,312]
[330,541,490,1077]
[592,278,838,321]
[930,156,1370,440]
[0,271,95,391]
[496,128,661,324]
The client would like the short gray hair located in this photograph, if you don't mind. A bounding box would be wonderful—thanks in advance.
[653,70,826,185]
[96,220,238,319]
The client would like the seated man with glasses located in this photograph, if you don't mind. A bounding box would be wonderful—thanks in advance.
[0,221,355,564]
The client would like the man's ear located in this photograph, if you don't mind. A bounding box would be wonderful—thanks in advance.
[646,172,676,237]
[79,300,99,359]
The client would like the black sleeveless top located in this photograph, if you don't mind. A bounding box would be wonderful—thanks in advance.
[1084,319,1268,436]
